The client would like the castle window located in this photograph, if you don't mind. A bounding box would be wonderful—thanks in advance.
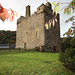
[39,8,40,10]
[36,31,38,36]
[26,32,28,34]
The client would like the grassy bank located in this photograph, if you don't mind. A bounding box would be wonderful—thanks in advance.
[0,51,75,75]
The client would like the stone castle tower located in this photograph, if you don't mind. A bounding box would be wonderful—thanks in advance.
[16,2,61,52]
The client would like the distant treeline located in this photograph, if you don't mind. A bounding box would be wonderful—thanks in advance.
[0,30,16,44]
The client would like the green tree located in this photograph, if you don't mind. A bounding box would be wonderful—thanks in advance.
[9,40,15,44]
[64,16,75,37]
[52,0,75,71]
[0,30,16,44]
[70,37,75,48]
[59,48,75,71]
[0,41,2,44]
[61,37,71,50]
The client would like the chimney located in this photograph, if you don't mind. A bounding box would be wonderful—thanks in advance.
[26,5,31,17]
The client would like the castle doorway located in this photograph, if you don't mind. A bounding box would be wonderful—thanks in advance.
[54,46,56,52]
[24,43,26,48]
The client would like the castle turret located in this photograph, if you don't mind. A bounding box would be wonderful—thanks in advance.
[26,5,31,17]
[46,2,52,9]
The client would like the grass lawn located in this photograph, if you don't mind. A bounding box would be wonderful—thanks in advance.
[0,51,75,75]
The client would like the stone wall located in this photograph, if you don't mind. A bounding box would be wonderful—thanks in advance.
[44,12,61,52]
[16,12,45,49]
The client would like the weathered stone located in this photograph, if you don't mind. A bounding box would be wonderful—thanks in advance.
[16,2,61,52]
[26,5,31,17]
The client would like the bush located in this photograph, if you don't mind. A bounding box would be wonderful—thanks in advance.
[70,37,75,48]
[59,48,75,71]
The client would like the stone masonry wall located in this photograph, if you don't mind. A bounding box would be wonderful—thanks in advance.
[44,12,61,52]
[16,12,45,49]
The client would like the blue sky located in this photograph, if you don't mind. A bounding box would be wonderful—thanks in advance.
[0,0,74,37]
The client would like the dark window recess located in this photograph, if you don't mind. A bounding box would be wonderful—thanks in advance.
[26,32,28,34]
[24,43,26,48]
[39,8,40,10]
[54,46,56,52]
[36,31,38,36]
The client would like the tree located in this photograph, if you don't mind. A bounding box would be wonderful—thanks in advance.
[0,41,2,44]
[50,0,75,71]
[9,40,15,44]
[59,48,75,72]
[62,37,71,49]
[64,16,75,37]
[0,30,16,44]
[70,37,75,48]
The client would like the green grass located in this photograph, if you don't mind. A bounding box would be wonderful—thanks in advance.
[0,51,75,75]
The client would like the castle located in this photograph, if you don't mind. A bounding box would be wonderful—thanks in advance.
[16,2,61,52]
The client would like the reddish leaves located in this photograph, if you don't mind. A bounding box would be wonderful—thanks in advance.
[0,4,17,22]
[64,28,72,36]
[0,4,4,13]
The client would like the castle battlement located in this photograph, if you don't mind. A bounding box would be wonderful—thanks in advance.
[17,2,53,25]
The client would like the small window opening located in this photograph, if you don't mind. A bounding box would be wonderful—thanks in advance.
[26,32,28,34]
[54,46,56,52]
[36,31,38,36]
[39,8,40,10]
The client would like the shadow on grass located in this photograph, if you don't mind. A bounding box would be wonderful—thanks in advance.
[44,61,52,64]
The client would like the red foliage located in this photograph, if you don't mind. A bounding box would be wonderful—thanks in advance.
[0,3,17,22]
